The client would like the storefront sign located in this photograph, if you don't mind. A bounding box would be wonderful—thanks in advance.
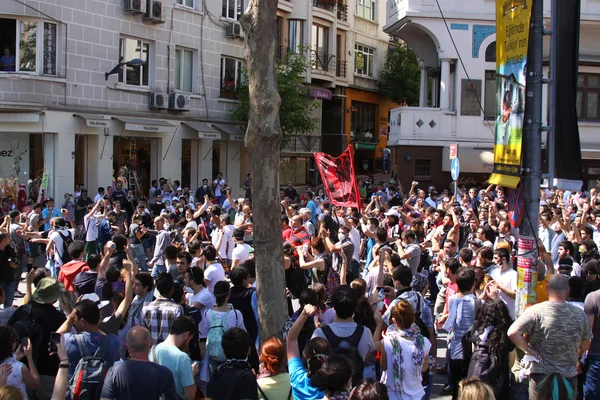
[449,143,458,159]
[229,134,245,141]
[355,143,376,150]
[198,132,222,140]
[124,123,175,133]
[86,119,109,128]
[310,88,333,100]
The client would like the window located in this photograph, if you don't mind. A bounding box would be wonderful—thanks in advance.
[485,42,496,63]
[118,37,149,87]
[484,70,496,120]
[222,0,244,20]
[220,56,243,99]
[414,159,431,178]
[175,48,194,93]
[289,20,304,54]
[350,101,377,142]
[0,18,57,75]
[356,0,376,21]
[354,44,374,77]
[176,0,194,8]
[311,24,330,70]
[577,74,600,121]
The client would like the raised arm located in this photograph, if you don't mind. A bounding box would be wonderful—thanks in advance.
[114,261,134,320]
[286,305,317,360]
[98,245,116,280]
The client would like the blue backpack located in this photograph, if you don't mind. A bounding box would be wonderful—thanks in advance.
[206,309,238,362]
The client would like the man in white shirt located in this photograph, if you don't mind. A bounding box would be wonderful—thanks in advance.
[213,172,226,204]
[231,228,251,269]
[183,267,214,312]
[83,199,104,259]
[209,210,232,263]
[47,218,76,274]
[489,247,518,319]
[202,245,225,296]
[93,187,105,203]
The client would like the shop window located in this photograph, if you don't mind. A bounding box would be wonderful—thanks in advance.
[356,0,376,21]
[414,159,431,178]
[354,43,375,77]
[289,20,304,54]
[350,101,377,143]
[485,42,496,63]
[484,70,496,120]
[577,73,600,121]
[118,37,150,87]
[280,157,308,186]
[222,0,245,20]
[175,47,194,93]
[0,18,57,75]
[220,56,243,99]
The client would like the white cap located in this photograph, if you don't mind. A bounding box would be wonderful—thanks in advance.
[81,293,110,309]
[385,209,399,217]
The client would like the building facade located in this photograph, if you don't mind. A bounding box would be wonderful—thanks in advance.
[385,0,600,190]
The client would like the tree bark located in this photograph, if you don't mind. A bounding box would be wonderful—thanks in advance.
[240,0,286,342]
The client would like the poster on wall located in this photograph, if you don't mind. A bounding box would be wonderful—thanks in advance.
[488,0,532,189]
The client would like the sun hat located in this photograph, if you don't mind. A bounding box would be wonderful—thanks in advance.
[33,278,65,304]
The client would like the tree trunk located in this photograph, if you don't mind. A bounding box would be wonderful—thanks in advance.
[240,0,286,342]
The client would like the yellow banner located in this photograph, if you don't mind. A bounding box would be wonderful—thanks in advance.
[489,0,532,188]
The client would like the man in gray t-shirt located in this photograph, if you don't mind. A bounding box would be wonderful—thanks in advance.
[584,290,600,397]
[509,274,592,399]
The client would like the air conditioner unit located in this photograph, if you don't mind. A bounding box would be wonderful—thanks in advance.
[123,0,146,14]
[149,93,168,109]
[143,0,166,23]
[226,21,244,39]
[169,92,191,111]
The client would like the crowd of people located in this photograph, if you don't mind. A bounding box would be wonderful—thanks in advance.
[0,175,599,400]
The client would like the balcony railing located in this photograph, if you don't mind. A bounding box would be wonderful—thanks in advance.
[311,50,336,72]
[336,2,348,21]
[336,59,347,78]
[312,0,336,12]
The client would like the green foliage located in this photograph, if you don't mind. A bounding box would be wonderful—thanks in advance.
[229,47,319,146]
[377,43,420,106]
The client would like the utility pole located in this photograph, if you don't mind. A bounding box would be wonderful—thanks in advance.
[516,0,543,317]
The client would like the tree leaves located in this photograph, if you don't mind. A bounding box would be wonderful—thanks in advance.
[377,43,421,106]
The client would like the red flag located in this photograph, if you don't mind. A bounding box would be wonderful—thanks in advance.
[314,146,362,209]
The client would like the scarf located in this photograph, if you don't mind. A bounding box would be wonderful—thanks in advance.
[388,327,425,395]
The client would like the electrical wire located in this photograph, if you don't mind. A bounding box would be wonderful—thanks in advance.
[434,0,495,138]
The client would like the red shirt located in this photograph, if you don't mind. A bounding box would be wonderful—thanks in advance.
[282,227,292,242]
[445,282,458,315]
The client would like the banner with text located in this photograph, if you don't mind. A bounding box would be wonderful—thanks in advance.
[314,146,362,209]
[489,0,532,188]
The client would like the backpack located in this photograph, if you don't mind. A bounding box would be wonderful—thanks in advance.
[206,309,238,362]
[58,230,74,264]
[11,304,43,366]
[467,337,507,396]
[289,257,308,299]
[68,334,110,400]
[321,325,364,387]
[413,294,430,339]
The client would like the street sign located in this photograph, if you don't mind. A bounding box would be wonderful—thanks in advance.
[449,143,458,159]
[451,157,460,181]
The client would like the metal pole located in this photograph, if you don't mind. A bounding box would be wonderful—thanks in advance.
[516,0,543,317]
[548,0,557,189]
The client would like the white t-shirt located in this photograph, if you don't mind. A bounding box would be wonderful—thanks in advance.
[199,308,246,339]
[312,322,375,361]
[210,228,232,260]
[223,225,236,259]
[490,267,518,319]
[84,215,98,241]
[349,227,361,262]
[213,179,226,197]
[186,287,215,311]
[49,228,76,266]
[382,333,431,400]
[232,242,251,264]
[184,220,198,231]
[204,262,226,295]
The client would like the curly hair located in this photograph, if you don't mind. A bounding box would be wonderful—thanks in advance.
[259,337,284,375]
[471,299,512,349]
[0,326,19,363]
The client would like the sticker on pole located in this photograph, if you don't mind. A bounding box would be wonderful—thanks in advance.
[508,187,525,229]
[451,158,460,181]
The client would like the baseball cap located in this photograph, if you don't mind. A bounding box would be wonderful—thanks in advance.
[385,209,399,217]
[81,293,110,309]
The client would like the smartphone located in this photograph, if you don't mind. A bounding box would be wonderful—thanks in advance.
[21,337,29,349]
[49,332,61,353]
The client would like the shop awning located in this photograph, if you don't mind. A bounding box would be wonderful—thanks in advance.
[213,124,246,141]
[111,117,176,133]
[73,113,110,128]
[0,113,41,123]
[182,122,222,140]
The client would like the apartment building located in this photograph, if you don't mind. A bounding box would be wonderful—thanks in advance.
[0,0,395,199]
[385,0,600,190]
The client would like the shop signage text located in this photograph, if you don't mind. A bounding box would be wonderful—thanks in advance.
[125,123,176,133]
[86,119,109,128]
[310,88,333,100]
[0,150,14,157]
[199,132,221,139]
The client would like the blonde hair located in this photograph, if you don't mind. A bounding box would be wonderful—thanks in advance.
[0,386,24,400]
[458,378,495,400]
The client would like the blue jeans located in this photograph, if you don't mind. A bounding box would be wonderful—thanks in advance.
[151,263,166,279]
[130,243,148,272]
[0,281,16,308]
[584,354,600,399]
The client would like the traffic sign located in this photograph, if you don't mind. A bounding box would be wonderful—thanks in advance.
[449,143,458,159]
[451,157,460,181]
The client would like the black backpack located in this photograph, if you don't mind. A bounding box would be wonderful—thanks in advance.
[467,337,507,396]
[413,294,430,339]
[58,230,73,263]
[321,324,364,387]
[289,257,308,299]
[10,304,44,366]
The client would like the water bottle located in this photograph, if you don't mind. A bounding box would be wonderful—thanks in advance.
[429,355,435,372]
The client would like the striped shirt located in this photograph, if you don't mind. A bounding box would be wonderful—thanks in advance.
[142,298,183,345]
